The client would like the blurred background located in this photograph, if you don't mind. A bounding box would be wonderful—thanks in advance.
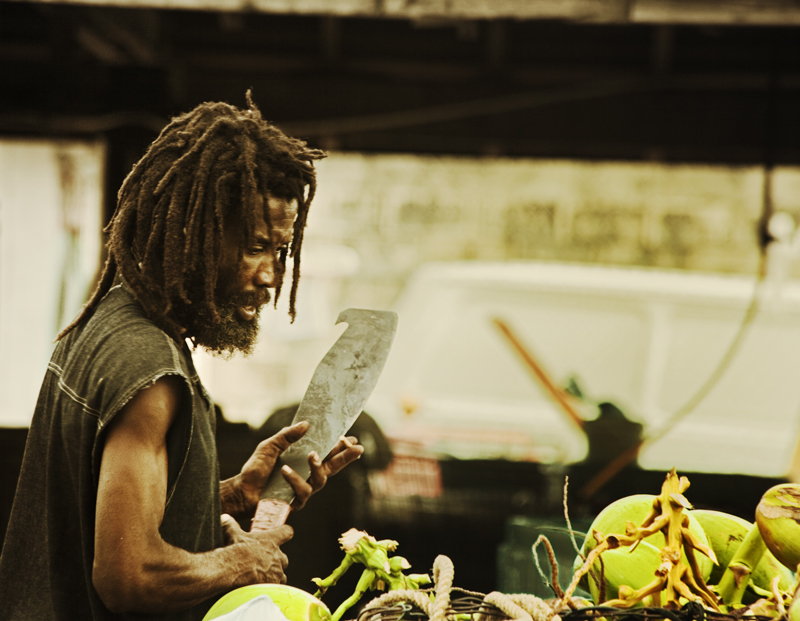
[3,0,800,609]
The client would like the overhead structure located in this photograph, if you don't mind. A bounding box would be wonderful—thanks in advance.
[2,0,799,203]
[9,0,800,24]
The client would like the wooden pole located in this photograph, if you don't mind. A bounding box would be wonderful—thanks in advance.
[492,317,585,431]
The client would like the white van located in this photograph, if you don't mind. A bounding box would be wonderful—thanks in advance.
[367,260,800,481]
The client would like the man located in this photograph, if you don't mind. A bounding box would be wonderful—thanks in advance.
[0,93,364,620]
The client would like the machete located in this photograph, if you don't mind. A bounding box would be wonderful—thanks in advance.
[251,308,398,531]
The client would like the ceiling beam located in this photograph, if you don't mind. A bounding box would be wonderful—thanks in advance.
[633,0,800,26]
[7,0,800,25]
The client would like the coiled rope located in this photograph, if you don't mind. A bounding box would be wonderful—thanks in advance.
[360,555,561,621]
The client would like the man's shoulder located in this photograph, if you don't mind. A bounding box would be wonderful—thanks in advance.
[92,284,159,329]
[51,285,201,424]
[75,285,179,353]
[55,285,192,392]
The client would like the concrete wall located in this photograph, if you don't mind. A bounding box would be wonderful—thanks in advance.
[0,138,104,427]
[311,155,800,300]
[198,154,800,427]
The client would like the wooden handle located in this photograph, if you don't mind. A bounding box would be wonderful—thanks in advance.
[579,442,643,499]
[251,498,292,532]
[493,317,585,431]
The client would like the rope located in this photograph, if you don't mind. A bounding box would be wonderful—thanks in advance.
[362,556,453,618]
[484,591,563,621]
[430,555,455,621]
[507,594,563,621]
[360,556,560,621]
[483,592,533,621]
[548,539,612,619]
[532,536,563,599]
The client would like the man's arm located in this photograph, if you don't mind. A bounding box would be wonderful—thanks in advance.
[93,376,293,615]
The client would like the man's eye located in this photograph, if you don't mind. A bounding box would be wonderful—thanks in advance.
[246,243,287,256]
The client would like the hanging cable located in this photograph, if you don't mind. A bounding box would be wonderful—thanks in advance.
[580,54,782,499]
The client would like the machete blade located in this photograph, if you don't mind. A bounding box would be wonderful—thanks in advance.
[251,308,397,529]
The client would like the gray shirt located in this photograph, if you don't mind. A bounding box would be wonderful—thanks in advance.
[0,285,223,620]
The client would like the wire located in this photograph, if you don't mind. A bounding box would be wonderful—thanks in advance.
[562,602,775,621]
[580,236,769,499]
[642,263,765,449]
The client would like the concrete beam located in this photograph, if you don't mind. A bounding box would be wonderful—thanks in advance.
[7,0,800,25]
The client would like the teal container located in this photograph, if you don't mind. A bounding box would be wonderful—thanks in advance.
[496,515,592,599]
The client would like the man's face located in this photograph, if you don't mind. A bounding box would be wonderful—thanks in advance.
[191,193,298,356]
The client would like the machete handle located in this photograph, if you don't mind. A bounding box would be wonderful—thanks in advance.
[251,498,292,532]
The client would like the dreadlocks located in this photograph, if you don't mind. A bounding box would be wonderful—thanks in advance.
[58,91,326,342]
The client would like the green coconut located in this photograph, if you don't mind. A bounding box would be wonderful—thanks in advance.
[585,539,663,606]
[203,584,333,621]
[690,508,794,596]
[581,494,714,581]
[755,483,800,572]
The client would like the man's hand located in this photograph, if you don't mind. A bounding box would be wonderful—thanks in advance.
[296,434,364,509]
[220,514,293,584]
[221,422,365,519]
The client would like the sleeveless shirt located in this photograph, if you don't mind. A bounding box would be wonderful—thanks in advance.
[0,285,223,620]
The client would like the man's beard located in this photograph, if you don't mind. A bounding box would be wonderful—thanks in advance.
[187,287,270,358]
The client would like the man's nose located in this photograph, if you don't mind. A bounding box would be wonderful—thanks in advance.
[254,257,276,287]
